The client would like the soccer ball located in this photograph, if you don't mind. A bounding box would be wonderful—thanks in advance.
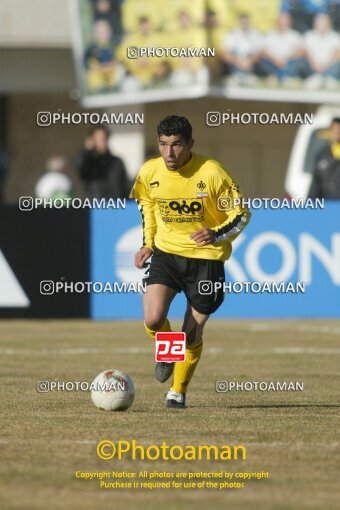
[91,369,135,411]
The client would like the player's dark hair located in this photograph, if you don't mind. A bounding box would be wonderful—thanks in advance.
[331,117,340,124]
[157,115,192,143]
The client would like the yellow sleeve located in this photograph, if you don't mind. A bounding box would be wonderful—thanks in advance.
[130,173,157,249]
[211,172,251,243]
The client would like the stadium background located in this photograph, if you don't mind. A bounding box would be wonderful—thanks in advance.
[0,0,321,201]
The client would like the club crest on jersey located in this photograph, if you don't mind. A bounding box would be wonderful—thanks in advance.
[196,180,208,198]
[197,180,206,190]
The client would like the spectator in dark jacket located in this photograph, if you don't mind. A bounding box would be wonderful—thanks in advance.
[308,117,340,199]
[76,125,130,199]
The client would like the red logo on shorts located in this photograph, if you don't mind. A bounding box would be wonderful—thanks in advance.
[155,332,186,362]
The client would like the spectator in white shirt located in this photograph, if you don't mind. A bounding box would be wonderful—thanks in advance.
[304,13,340,88]
[259,13,306,82]
[220,13,263,84]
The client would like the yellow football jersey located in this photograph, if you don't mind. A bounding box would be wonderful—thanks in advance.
[130,152,251,261]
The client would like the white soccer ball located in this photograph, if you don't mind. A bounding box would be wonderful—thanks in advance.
[91,369,135,411]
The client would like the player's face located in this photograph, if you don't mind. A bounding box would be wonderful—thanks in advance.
[158,135,194,170]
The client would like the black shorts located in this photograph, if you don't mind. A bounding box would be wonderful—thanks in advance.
[144,246,225,315]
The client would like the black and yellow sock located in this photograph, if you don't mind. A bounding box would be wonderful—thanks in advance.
[171,340,203,394]
[144,318,172,341]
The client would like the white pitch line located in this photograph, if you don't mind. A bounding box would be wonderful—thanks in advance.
[247,323,283,331]
[215,347,340,354]
[0,347,340,355]
[273,347,340,354]
[1,349,16,355]
[1,439,337,449]
[0,347,151,355]
[246,323,340,334]
[206,347,340,354]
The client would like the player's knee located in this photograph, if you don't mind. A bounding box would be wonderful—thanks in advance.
[144,315,166,332]
[184,310,208,344]
[192,309,209,326]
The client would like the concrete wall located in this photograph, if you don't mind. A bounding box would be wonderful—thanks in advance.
[0,0,71,47]
[0,49,76,93]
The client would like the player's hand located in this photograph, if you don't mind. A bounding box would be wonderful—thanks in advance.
[190,228,216,247]
[135,247,153,269]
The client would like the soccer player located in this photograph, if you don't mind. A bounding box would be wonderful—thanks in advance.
[130,115,251,409]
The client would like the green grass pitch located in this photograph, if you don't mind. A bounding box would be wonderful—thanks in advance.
[0,319,339,510]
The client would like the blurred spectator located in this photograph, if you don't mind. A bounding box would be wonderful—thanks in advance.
[232,0,280,33]
[90,0,125,45]
[117,16,169,91]
[204,8,224,50]
[0,146,9,206]
[76,125,130,199]
[204,7,219,29]
[35,156,73,202]
[280,0,328,33]
[304,14,340,89]
[120,0,160,34]
[204,0,238,31]
[204,8,226,75]
[85,20,122,93]
[259,13,306,84]
[169,11,208,87]
[308,117,340,199]
[220,13,263,85]
[203,9,226,75]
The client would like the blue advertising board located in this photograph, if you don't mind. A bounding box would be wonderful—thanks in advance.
[91,201,340,319]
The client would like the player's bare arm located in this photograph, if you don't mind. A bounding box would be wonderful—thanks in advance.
[135,247,153,269]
